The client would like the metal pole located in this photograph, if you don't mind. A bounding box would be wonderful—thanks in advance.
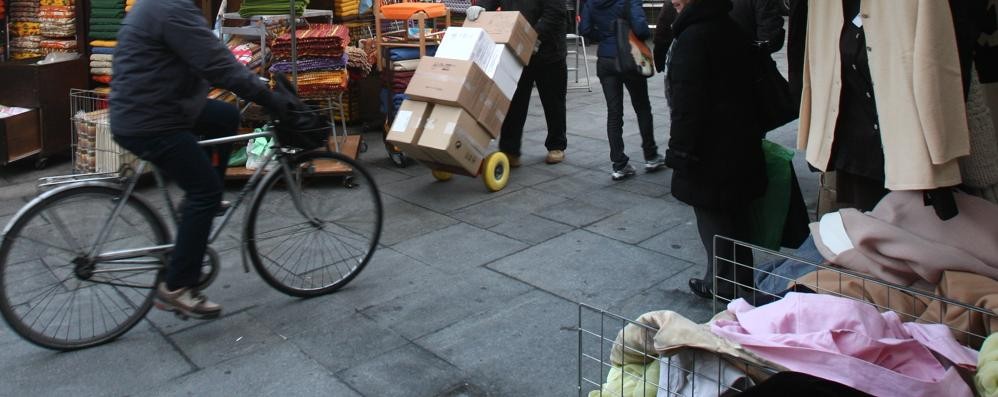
[290,0,298,85]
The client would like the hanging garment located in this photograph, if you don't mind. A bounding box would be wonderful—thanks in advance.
[809,190,998,286]
[798,0,970,190]
[961,69,998,204]
[711,293,979,397]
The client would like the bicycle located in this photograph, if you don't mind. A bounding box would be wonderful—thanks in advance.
[0,108,383,351]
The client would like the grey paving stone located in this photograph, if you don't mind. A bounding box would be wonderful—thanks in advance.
[317,247,450,310]
[0,195,27,217]
[360,267,533,340]
[0,322,192,396]
[610,176,670,198]
[449,187,568,229]
[605,268,717,324]
[534,197,617,228]
[379,196,460,246]
[489,214,576,245]
[416,291,578,397]
[584,199,691,244]
[380,172,522,213]
[532,168,617,200]
[573,184,665,213]
[488,230,689,306]
[169,311,285,368]
[281,309,409,374]
[147,342,359,397]
[392,223,528,273]
[338,343,467,397]
[505,164,563,187]
[638,220,706,267]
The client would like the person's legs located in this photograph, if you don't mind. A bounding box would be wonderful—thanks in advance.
[622,75,658,160]
[534,59,568,153]
[193,99,241,183]
[597,58,629,170]
[691,205,753,299]
[498,63,537,158]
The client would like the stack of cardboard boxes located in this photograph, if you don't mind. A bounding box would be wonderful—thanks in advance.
[386,12,538,175]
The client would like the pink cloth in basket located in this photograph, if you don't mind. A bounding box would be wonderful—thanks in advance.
[710,293,978,397]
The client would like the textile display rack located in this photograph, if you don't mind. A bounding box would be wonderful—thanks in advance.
[220,1,362,179]
[578,236,997,396]
[1,0,8,62]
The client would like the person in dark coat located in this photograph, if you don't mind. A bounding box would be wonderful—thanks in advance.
[729,0,785,53]
[580,0,665,180]
[665,0,767,299]
[653,4,679,72]
[466,0,569,166]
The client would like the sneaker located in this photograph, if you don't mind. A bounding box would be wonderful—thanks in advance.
[611,164,637,181]
[154,282,222,320]
[545,150,565,164]
[644,154,666,172]
[507,154,522,168]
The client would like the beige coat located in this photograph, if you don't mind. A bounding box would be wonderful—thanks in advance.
[799,0,970,190]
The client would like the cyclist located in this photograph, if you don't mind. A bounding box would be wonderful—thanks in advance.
[110,0,298,319]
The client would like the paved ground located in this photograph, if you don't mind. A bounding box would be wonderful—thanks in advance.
[0,45,815,396]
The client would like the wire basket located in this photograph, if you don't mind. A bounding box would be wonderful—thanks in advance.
[578,236,997,396]
[70,89,138,174]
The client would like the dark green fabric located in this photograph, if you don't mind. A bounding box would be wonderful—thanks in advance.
[90,9,125,18]
[89,25,122,34]
[90,0,126,9]
[747,140,795,250]
[89,18,124,25]
[88,31,120,40]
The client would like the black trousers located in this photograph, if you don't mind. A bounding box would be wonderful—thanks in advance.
[693,205,756,298]
[596,58,658,170]
[499,59,568,157]
[114,100,240,290]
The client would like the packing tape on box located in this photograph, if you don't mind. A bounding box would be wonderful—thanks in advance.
[390,110,413,132]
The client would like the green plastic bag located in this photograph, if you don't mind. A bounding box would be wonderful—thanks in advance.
[228,146,247,167]
[747,140,795,250]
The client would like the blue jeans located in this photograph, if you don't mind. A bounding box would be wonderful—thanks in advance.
[754,236,826,295]
[114,100,240,290]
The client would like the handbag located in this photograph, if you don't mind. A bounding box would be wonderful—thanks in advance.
[614,0,655,78]
[746,140,796,250]
[751,44,797,134]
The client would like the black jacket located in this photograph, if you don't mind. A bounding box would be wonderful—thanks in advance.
[666,0,767,210]
[653,4,678,72]
[729,0,785,53]
[478,0,568,65]
[110,0,273,137]
[579,0,651,59]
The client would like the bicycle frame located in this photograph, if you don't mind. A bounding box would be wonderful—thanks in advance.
[85,130,320,275]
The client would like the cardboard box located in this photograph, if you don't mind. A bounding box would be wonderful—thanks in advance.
[477,84,511,138]
[405,57,495,120]
[0,108,41,164]
[384,100,436,162]
[463,11,538,66]
[436,27,498,72]
[485,44,524,99]
[417,105,493,175]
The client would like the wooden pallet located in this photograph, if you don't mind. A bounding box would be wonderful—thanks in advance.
[225,135,362,179]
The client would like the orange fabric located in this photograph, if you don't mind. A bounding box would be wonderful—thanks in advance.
[379,3,447,20]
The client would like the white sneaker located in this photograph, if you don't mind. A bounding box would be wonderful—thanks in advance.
[644,154,666,172]
[611,164,637,181]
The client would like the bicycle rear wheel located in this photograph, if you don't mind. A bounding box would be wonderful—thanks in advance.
[245,151,383,297]
[0,185,168,350]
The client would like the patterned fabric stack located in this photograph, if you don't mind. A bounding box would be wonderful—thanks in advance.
[333,0,359,20]
[9,0,43,59]
[0,1,6,59]
[228,37,268,74]
[334,46,374,122]
[239,0,309,18]
[269,24,351,99]
[89,0,124,85]
[39,0,78,55]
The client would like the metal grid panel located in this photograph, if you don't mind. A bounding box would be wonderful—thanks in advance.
[579,237,997,396]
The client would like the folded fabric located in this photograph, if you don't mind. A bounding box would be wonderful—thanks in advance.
[90,8,124,18]
[239,0,308,17]
[587,361,661,397]
[90,0,125,9]
[978,334,998,397]
[11,22,41,36]
[91,67,113,76]
[89,32,119,40]
[269,56,347,74]
[41,40,77,49]
[661,348,755,397]
[90,40,117,47]
[392,59,420,71]
[89,25,122,34]
[90,61,112,68]
[40,0,74,5]
[89,17,123,25]
[90,54,113,62]
[389,46,436,61]
[92,75,112,84]
[91,47,115,55]
[711,293,979,397]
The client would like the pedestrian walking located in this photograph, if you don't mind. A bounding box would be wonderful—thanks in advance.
[580,0,666,181]
[466,0,569,167]
[664,0,767,299]
[729,0,786,54]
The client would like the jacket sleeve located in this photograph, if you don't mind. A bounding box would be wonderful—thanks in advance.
[653,6,677,72]
[756,0,786,53]
[533,0,567,42]
[579,1,594,38]
[161,2,273,106]
[666,29,711,166]
[629,0,652,40]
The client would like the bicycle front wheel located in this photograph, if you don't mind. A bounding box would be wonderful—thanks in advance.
[246,151,383,297]
[0,185,168,350]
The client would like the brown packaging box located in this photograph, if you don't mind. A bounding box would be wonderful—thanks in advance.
[385,100,436,162]
[477,84,511,139]
[462,11,538,66]
[405,58,495,120]
[417,105,494,175]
